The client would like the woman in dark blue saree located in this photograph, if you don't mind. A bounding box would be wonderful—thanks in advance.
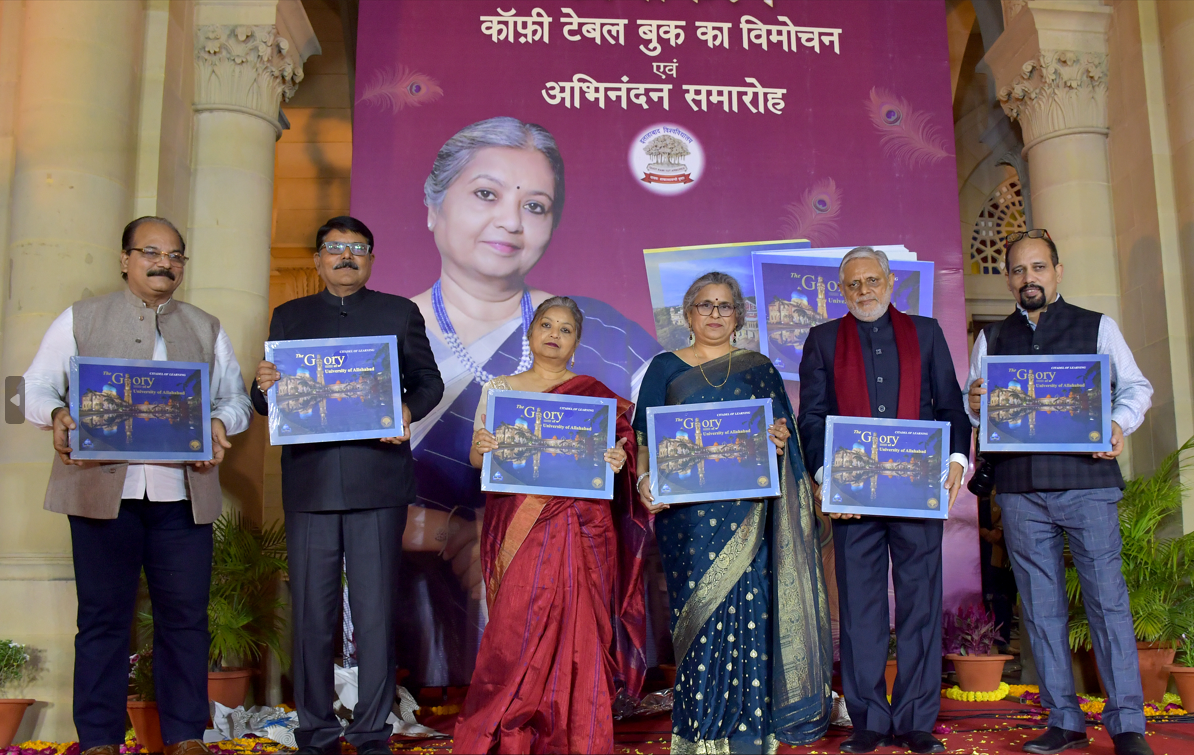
[633,272,832,753]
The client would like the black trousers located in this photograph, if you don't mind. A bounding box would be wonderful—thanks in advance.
[833,517,943,735]
[286,506,407,748]
[69,499,212,750]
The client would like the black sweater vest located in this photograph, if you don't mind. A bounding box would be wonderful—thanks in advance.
[984,297,1125,492]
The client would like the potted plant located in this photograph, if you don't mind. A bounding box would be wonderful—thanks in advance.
[1067,437,1194,703]
[943,604,1012,692]
[206,514,288,709]
[1165,631,1194,711]
[884,630,897,697]
[127,643,164,753]
[0,639,34,748]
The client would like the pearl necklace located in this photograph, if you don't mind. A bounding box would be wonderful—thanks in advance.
[432,280,534,385]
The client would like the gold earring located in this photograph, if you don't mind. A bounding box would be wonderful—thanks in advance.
[570,354,576,368]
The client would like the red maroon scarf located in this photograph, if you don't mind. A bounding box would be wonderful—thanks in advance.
[833,309,921,419]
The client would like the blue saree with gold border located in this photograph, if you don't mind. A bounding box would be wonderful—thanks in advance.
[634,350,832,753]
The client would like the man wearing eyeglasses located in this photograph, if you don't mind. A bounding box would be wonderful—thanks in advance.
[250,216,444,755]
[965,231,1154,755]
[797,246,971,755]
[22,216,253,755]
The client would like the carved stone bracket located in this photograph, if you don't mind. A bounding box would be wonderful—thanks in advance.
[997,50,1108,151]
[195,24,305,136]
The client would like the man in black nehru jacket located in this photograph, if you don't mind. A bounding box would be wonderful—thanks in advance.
[251,216,443,755]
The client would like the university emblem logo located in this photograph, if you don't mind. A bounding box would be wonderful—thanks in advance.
[380,416,394,428]
[1089,431,1101,442]
[629,123,703,195]
[757,476,769,487]
[189,440,202,451]
[927,498,940,509]
[592,477,604,489]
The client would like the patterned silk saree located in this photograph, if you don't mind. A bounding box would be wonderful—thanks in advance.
[452,376,648,755]
[635,350,832,753]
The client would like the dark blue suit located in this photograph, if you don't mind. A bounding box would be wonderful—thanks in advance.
[797,310,969,736]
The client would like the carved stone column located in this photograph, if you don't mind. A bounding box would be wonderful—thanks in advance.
[983,1,1121,323]
[187,1,318,519]
[0,0,145,740]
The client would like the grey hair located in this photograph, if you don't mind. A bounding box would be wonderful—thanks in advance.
[530,296,584,342]
[838,246,891,283]
[682,272,746,333]
[424,116,566,229]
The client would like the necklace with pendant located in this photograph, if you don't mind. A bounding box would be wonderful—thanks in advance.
[432,280,534,385]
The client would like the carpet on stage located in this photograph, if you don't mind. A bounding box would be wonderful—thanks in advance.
[4,690,1192,755]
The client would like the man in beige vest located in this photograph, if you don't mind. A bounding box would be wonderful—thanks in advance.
[22,217,253,755]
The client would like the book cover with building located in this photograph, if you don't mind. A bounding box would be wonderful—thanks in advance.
[980,354,1112,453]
[481,390,617,499]
[69,357,211,461]
[753,254,934,380]
[646,398,780,505]
[823,416,949,519]
[642,240,813,352]
[265,336,403,445]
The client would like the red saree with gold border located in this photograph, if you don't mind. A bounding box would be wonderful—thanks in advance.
[451,376,648,755]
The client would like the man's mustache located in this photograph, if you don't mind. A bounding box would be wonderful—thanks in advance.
[1019,284,1044,297]
[334,260,359,270]
[147,268,176,280]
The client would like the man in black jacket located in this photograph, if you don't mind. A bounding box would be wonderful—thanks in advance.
[251,216,444,755]
[798,247,971,755]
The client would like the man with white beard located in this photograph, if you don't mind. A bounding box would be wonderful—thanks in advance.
[797,247,971,754]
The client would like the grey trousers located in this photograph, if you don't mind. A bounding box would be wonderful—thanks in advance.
[997,488,1145,736]
[286,506,407,748]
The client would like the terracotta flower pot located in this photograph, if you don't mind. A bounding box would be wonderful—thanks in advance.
[659,664,677,689]
[126,697,164,753]
[884,659,897,697]
[1135,642,1177,703]
[0,699,34,748]
[946,653,1013,693]
[208,668,255,709]
[1165,665,1194,711]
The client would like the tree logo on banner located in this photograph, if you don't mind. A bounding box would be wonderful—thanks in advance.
[628,123,704,195]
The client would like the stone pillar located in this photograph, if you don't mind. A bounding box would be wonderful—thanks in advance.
[984,1,1122,324]
[0,0,144,741]
[187,0,317,519]
[1155,0,1194,530]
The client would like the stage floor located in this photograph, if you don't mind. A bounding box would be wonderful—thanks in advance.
[384,697,1193,755]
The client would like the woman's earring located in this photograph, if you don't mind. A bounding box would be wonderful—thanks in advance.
[570,354,576,368]
[688,330,695,347]
[731,330,739,347]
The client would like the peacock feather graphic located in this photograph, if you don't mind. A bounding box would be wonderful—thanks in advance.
[358,66,444,113]
[867,87,950,168]
[780,177,841,246]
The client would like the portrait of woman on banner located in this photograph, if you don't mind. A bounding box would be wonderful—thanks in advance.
[451,296,648,755]
[397,116,662,686]
[634,272,833,751]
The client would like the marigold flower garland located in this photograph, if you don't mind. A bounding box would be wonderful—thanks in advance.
[943,681,1010,702]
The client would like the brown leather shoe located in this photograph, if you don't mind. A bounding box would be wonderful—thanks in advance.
[81,746,121,755]
[164,739,211,755]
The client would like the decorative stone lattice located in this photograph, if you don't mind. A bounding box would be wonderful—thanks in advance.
[969,177,1026,275]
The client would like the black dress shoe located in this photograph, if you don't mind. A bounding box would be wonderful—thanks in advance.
[1022,727,1089,754]
[1112,732,1153,755]
[354,741,393,755]
[840,729,894,753]
[897,731,946,754]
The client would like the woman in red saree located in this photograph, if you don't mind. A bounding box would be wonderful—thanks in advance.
[452,297,649,755]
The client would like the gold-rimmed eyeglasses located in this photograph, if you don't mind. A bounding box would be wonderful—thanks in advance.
[125,247,188,267]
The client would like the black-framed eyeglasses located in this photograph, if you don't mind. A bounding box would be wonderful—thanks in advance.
[320,241,372,256]
[125,247,188,266]
[694,301,735,317]
[1003,228,1051,249]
